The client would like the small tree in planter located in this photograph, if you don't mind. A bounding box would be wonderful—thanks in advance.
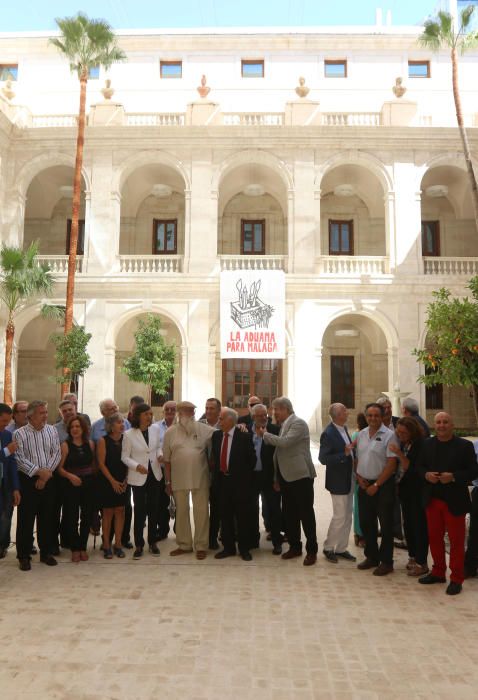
[413,276,478,426]
[122,314,176,404]
[50,324,93,392]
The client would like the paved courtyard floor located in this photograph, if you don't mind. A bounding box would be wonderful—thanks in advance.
[1,444,477,700]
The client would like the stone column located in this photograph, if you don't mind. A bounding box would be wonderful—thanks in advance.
[183,189,191,273]
[1,189,26,246]
[393,163,422,275]
[182,300,212,404]
[188,153,217,273]
[290,152,316,273]
[86,153,119,274]
[81,299,115,418]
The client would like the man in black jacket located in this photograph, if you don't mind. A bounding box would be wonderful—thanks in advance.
[211,407,256,561]
[416,411,478,595]
[319,403,356,564]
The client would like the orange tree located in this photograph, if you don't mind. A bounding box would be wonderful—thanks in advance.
[413,276,478,425]
[49,13,126,391]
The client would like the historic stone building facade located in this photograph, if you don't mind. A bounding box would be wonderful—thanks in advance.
[0,23,477,428]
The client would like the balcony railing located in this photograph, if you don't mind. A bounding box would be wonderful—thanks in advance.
[32,115,78,127]
[222,113,284,126]
[118,255,183,273]
[220,255,288,271]
[319,255,390,276]
[321,112,381,126]
[423,257,478,275]
[125,113,185,126]
[36,255,84,273]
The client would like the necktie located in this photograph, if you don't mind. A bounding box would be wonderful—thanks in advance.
[344,426,351,443]
[220,433,229,473]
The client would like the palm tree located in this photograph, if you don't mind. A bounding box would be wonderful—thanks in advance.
[0,242,54,405]
[419,6,478,232]
[49,13,126,382]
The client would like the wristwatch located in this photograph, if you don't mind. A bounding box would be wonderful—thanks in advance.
[374,482,379,488]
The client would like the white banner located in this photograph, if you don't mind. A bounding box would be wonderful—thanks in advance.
[220,270,286,358]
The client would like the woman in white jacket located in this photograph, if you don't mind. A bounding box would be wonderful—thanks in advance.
[121,403,163,559]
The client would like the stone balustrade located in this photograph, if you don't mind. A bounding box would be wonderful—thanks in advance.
[118,255,183,273]
[36,255,84,273]
[32,114,78,127]
[222,113,284,126]
[220,255,288,271]
[423,257,478,275]
[321,112,381,126]
[125,113,185,126]
[318,255,390,276]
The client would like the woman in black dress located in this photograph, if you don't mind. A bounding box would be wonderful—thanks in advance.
[97,412,128,559]
[390,416,428,576]
[57,415,96,562]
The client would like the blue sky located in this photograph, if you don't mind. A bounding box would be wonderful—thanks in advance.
[0,1,442,31]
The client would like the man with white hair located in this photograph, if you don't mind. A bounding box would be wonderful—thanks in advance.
[258,397,318,566]
[319,403,356,564]
[401,397,430,437]
[91,398,131,443]
[163,401,215,559]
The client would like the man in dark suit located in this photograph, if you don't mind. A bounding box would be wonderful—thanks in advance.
[0,403,21,559]
[416,411,478,595]
[319,403,356,564]
[249,403,282,554]
[211,407,256,561]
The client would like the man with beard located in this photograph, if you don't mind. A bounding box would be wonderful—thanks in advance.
[162,401,215,560]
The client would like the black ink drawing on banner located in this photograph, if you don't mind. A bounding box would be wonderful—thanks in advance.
[230,278,275,329]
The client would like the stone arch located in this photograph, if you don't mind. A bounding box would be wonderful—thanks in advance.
[105,304,187,351]
[15,152,91,198]
[317,304,399,352]
[316,151,394,195]
[114,150,191,193]
[212,149,294,194]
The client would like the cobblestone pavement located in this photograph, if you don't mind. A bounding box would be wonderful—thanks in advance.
[1,444,477,700]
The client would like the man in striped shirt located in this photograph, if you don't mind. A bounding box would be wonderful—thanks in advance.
[14,400,61,571]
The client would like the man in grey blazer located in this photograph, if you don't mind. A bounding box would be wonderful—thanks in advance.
[258,397,318,566]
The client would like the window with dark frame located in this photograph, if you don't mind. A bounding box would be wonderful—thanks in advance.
[331,356,355,409]
[425,366,443,410]
[66,219,85,255]
[329,220,353,255]
[151,376,174,407]
[160,61,182,79]
[408,60,430,78]
[153,219,177,254]
[241,60,264,78]
[421,221,440,256]
[241,220,265,254]
[222,358,282,415]
[0,64,18,81]
[324,60,347,78]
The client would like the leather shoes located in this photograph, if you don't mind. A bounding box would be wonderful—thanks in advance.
[214,550,236,559]
[303,554,317,566]
[446,581,462,595]
[241,552,252,561]
[148,544,160,556]
[281,548,302,560]
[357,558,378,570]
[373,563,394,576]
[336,550,357,562]
[122,541,134,550]
[323,550,338,563]
[419,573,446,584]
[19,558,31,571]
[272,545,282,555]
[40,555,58,566]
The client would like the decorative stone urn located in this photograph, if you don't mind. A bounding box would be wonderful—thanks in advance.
[1,79,15,101]
[295,77,310,98]
[101,79,115,101]
[197,74,210,98]
[392,77,407,99]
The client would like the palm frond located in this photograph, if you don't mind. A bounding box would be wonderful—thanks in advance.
[460,5,476,30]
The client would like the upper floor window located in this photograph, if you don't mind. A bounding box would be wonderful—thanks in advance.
[324,60,347,78]
[408,60,430,78]
[421,221,440,256]
[0,64,18,81]
[160,61,182,79]
[66,219,85,256]
[88,65,100,80]
[329,220,353,255]
[241,60,264,78]
[241,220,265,254]
[153,219,177,254]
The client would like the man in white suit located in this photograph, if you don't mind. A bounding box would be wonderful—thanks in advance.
[258,397,318,566]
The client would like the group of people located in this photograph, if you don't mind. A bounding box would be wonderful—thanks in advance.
[0,391,477,595]
[319,397,478,595]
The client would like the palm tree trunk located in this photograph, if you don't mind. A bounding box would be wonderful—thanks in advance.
[3,314,15,405]
[451,47,478,234]
[62,72,88,396]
